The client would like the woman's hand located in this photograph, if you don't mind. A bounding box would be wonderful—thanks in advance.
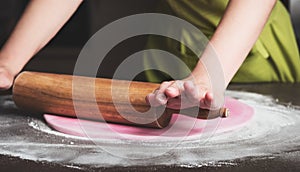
[146,59,226,110]
[146,79,214,110]
[0,0,83,91]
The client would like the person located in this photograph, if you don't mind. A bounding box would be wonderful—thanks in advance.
[145,0,300,109]
[0,0,299,110]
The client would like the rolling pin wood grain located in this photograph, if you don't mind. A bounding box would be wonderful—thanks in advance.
[12,71,228,129]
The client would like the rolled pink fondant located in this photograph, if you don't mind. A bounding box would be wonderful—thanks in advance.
[44,97,254,140]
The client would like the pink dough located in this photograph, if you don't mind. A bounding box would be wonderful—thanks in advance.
[44,97,254,140]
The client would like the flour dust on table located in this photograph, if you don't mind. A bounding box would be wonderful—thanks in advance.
[0,90,299,168]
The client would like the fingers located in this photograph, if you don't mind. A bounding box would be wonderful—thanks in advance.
[146,81,174,107]
[199,92,214,109]
[205,92,214,105]
[182,81,214,109]
[165,81,182,98]
[165,97,181,109]
[183,81,199,104]
[146,79,220,110]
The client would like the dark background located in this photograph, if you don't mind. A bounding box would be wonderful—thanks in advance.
[0,1,299,171]
[0,0,159,80]
[0,0,298,79]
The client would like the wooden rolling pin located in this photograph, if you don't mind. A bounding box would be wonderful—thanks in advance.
[12,71,228,129]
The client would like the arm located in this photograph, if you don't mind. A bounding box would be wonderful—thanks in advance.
[198,0,277,85]
[147,0,277,109]
[0,0,82,90]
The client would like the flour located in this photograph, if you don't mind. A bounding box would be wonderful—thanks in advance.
[0,90,299,168]
[28,118,89,141]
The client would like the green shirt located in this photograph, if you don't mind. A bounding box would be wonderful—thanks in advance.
[144,0,300,83]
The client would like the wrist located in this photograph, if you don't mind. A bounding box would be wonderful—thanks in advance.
[189,59,227,94]
[188,60,210,85]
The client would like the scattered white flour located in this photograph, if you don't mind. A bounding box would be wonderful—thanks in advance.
[0,90,299,168]
[28,118,89,141]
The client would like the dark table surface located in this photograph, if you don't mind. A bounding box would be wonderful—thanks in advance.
[0,83,299,172]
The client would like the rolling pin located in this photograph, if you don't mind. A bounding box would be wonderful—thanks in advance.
[12,71,228,129]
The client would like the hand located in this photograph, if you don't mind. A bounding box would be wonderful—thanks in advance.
[0,65,14,90]
[146,78,216,110]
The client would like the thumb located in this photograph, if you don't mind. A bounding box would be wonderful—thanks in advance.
[201,92,225,110]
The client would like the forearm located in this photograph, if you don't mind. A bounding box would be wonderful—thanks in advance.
[193,0,277,86]
[0,0,82,75]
